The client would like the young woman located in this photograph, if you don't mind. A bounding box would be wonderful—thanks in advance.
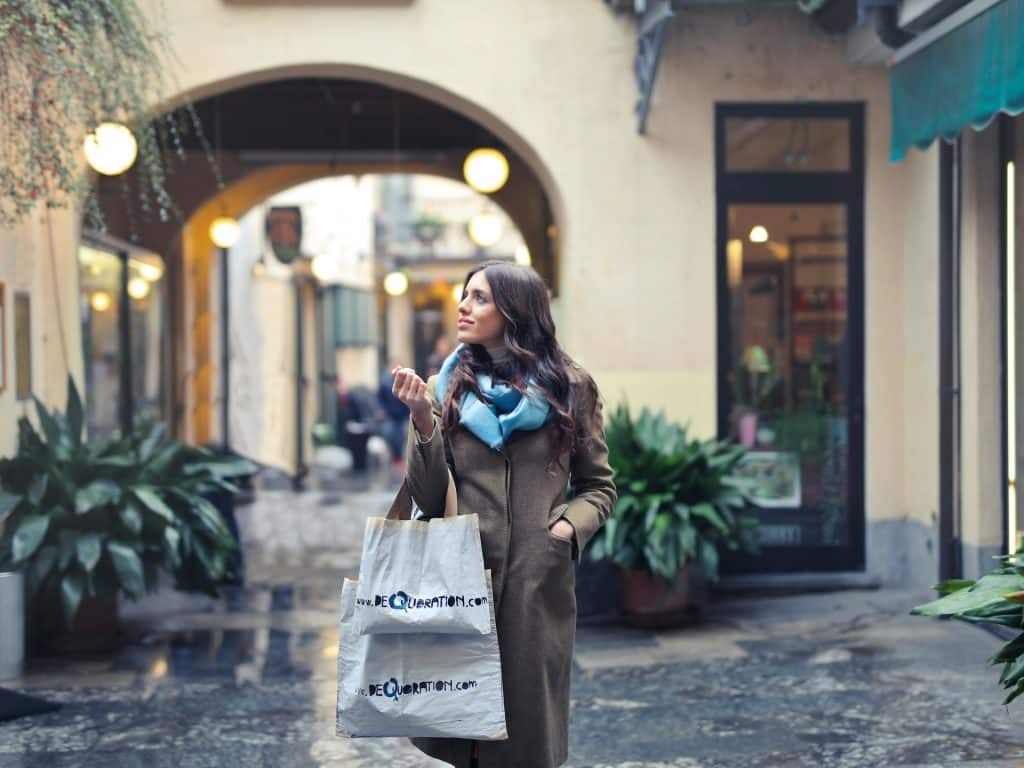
[391,261,617,768]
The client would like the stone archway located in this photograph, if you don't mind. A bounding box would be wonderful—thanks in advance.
[89,66,568,457]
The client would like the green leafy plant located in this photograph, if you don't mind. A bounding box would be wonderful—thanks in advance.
[911,553,1024,705]
[0,376,257,626]
[730,345,777,414]
[587,404,760,582]
[0,0,219,229]
[413,211,447,246]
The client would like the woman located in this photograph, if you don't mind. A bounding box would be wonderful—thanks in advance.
[391,261,617,768]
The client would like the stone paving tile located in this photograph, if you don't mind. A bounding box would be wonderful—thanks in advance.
[3,475,1024,767]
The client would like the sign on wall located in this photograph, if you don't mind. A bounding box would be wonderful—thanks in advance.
[266,206,303,265]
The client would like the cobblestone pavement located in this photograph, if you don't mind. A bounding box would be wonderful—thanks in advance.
[2,467,1023,767]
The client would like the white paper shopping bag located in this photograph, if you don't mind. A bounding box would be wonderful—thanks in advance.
[336,571,508,740]
[352,473,490,636]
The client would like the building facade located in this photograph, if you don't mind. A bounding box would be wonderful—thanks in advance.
[2,0,1017,588]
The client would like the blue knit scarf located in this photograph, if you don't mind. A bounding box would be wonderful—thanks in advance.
[435,344,551,450]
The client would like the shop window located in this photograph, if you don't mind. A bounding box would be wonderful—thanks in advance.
[78,244,165,437]
[724,117,850,173]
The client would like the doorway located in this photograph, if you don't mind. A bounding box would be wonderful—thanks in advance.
[716,103,866,573]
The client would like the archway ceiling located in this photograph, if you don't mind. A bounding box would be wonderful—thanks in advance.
[183,77,505,156]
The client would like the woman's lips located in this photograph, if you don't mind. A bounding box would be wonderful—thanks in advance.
[458,319,472,327]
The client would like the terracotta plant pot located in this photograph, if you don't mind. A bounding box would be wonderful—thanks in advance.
[617,562,708,629]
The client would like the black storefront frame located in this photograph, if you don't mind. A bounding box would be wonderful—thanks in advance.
[715,102,866,573]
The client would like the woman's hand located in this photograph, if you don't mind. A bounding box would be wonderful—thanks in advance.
[549,518,575,542]
[392,366,434,435]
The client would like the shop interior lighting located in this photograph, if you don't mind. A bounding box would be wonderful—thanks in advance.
[514,244,531,266]
[463,148,509,194]
[84,122,138,176]
[127,277,150,300]
[749,225,769,243]
[130,258,164,282]
[90,291,112,313]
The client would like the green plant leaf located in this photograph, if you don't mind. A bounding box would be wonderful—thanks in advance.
[132,488,176,523]
[183,457,258,479]
[66,375,84,447]
[934,579,975,595]
[164,526,181,569]
[33,397,63,451]
[691,503,730,535]
[75,480,122,515]
[12,515,50,563]
[699,539,720,582]
[61,568,85,626]
[107,541,145,597]
[911,574,1024,617]
[57,528,78,570]
[119,502,143,535]
[991,632,1024,664]
[27,474,48,507]
[27,544,58,595]
[191,496,233,541]
[76,533,103,573]
[0,491,21,521]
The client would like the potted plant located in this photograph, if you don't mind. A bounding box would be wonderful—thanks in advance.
[730,345,776,447]
[0,377,257,653]
[587,404,760,628]
[911,550,1024,705]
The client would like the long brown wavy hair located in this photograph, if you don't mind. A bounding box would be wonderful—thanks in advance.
[439,261,598,466]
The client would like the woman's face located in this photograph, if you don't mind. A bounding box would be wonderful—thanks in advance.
[457,270,506,349]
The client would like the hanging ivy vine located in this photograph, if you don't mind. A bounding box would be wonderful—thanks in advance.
[0,0,218,230]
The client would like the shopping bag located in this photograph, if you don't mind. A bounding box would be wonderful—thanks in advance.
[336,570,508,740]
[352,471,490,636]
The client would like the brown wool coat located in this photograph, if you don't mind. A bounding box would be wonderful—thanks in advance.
[406,365,617,768]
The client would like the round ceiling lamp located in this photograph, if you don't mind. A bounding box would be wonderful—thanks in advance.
[90,291,112,313]
[463,148,509,194]
[748,225,769,243]
[83,123,138,176]
[384,271,409,297]
[127,277,150,300]
[210,216,241,249]
[468,210,503,248]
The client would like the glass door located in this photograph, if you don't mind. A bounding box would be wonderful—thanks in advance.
[717,104,865,573]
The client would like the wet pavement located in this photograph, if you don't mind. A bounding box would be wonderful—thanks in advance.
[2,463,1024,767]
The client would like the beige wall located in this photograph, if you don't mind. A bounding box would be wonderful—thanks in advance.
[0,206,83,456]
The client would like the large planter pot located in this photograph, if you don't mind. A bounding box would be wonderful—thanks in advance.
[28,591,118,656]
[0,571,25,680]
[618,562,708,629]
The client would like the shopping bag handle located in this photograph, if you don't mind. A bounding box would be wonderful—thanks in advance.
[385,468,458,521]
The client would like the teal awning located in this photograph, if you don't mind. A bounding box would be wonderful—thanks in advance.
[891,0,1024,162]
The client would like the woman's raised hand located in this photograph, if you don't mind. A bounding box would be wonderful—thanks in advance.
[392,366,434,434]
